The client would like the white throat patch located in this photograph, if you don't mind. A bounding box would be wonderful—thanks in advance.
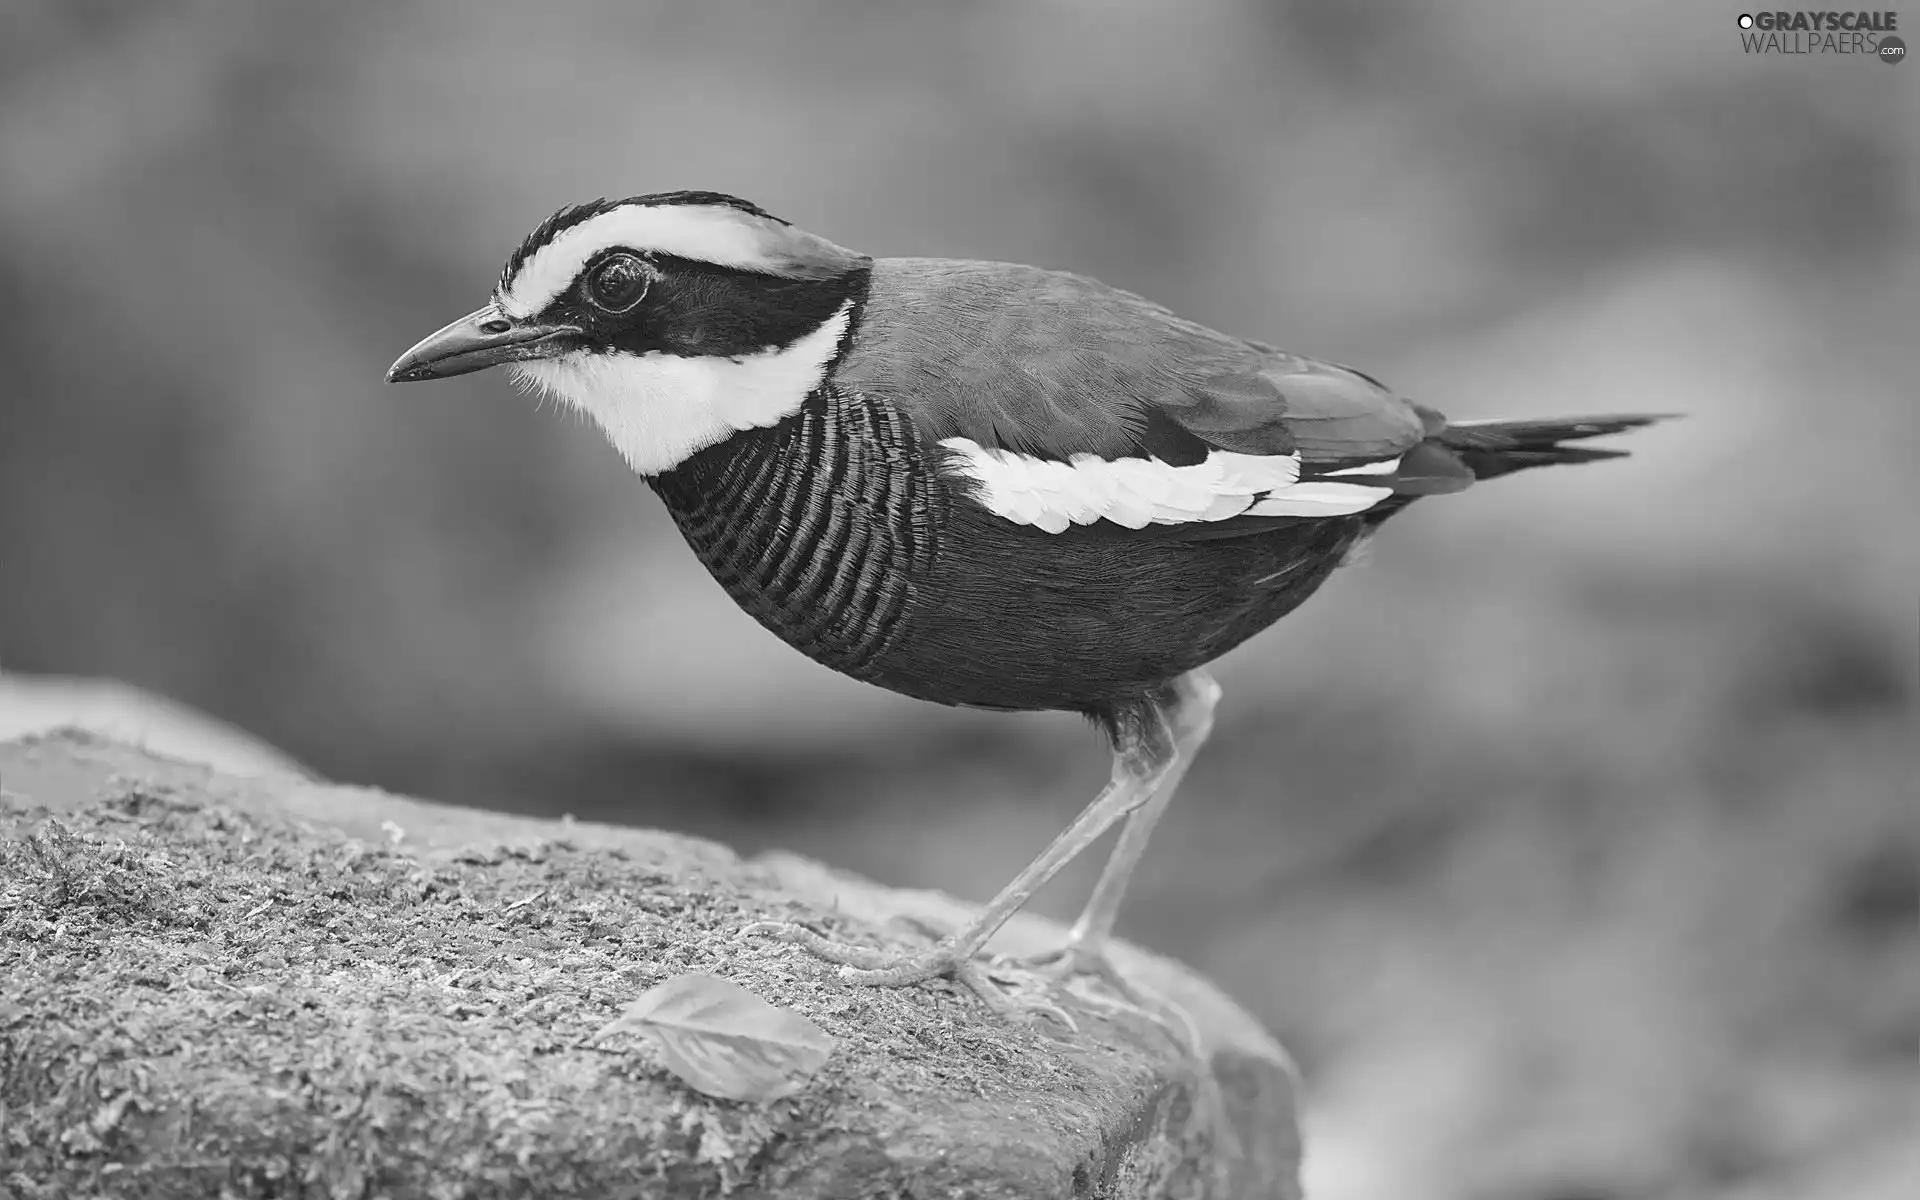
[939,439,1396,533]
[510,301,852,476]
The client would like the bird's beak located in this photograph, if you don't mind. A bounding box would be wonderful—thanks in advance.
[385,306,584,383]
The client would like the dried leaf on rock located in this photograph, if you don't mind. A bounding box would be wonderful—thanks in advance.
[596,973,835,1102]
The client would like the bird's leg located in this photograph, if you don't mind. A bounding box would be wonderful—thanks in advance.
[742,698,1180,1019]
[1025,670,1221,982]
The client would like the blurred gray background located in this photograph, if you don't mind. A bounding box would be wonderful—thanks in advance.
[2,2,1914,1197]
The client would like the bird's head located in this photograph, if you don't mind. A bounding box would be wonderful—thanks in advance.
[387,191,870,474]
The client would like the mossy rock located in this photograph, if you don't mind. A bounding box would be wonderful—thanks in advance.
[0,731,1299,1198]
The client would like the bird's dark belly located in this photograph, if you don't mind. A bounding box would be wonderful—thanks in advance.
[869,504,1360,712]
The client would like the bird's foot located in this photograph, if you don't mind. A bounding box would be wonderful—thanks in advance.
[739,920,1076,1028]
[1019,934,1132,991]
[1018,935,1208,1061]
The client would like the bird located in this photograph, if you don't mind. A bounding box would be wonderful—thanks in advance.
[387,190,1666,1019]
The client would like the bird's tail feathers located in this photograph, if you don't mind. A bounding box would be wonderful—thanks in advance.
[1437,413,1673,481]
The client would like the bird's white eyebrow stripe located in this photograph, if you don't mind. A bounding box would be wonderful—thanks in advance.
[501,206,775,316]
[498,204,857,318]
[938,438,1394,533]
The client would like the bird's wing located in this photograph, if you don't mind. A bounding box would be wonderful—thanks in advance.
[835,259,1466,534]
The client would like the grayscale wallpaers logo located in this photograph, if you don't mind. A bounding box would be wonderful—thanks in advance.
[1737,10,1905,59]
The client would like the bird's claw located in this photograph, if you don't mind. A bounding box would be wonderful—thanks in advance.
[1018,937,1130,990]
[1017,938,1162,1018]
[739,919,1077,1029]
[737,919,899,969]
[1016,938,1206,1058]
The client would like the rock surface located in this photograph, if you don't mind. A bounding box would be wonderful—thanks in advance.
[0,731,1300,1199]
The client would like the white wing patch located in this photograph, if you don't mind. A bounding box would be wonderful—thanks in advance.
[939,438,1394,534]
[1323,457,1403,476]
[499,203,855,318]
[510,301,852,476]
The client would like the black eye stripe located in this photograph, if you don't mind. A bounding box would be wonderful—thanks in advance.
[541,253,868,360]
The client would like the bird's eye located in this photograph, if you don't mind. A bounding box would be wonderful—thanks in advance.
[585,253,649,313]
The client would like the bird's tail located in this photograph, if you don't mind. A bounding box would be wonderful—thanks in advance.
[1433,413,1673,481]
